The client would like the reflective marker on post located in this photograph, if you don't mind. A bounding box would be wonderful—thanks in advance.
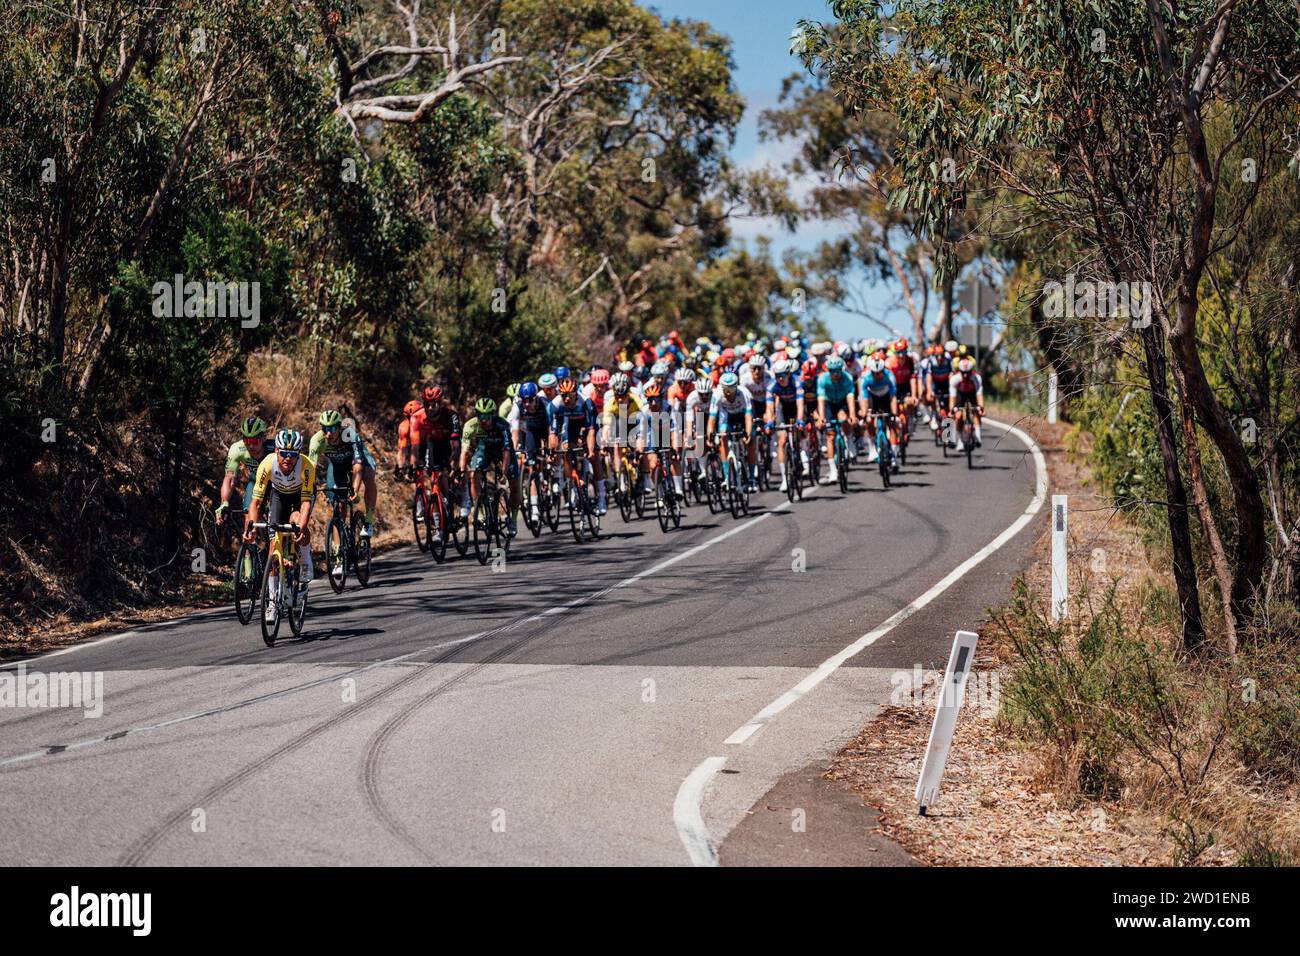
[916,629,979,816]
[1046,369,1058,424]
[1051,494,1068,622]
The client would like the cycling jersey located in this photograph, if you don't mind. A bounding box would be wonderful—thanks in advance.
[251,452,316,501]
[551,395,597,441]
[952,370,983,397]
[308,428,374,495]
[765,375,805,406]
[860,369,897,399]
[740,367,773,407]
[225,438,273,475]
[929,355,954,390]
[582,382,606,417]
[886,353,915,390]
[816,371,855,404]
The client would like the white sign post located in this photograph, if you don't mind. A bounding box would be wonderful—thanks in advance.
[1051,494,1068,621]
[916,629,979,816]
[1046,369,1058,424]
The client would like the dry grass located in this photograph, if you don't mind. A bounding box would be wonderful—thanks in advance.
[827,406,1300,866]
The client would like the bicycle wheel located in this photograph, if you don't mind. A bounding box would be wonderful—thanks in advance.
[326,513,347,594]
[836,434,849,494]
[472,493,493,565]
[568,476,585,544]
[878,432,892,488]
[352,511,373,586]
[668,475,682,529]
[965,425,975,469]
[616,466,633,523]
[653,466,670,533]
[429,489,448,564]
[633,468,647,519]
[495,486,512,557]
[411,489,428,552]
[525,472,543,538]
[288,564,308,638]
[258,549,284,647]
[233,538,261,625]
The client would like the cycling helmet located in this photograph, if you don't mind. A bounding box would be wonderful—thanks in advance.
[422,385,439,403]
[775,359,795,376]
[403,400,422,417]
[696,376,714,394]
[538,373,557,389]
[801,359,819,378]
[643,382,663,400]
[241,416,268,438]
[650,361,668,378]
[474,397,498,416]
[867,357,887,374]
[506,382,521,400]
[825,355,846,372]
[944,340,958,354]
[618,361,635,374]
[719,372,739,394]
[957,357,976,373]
[274,428,303,453]
[558,377,577,394]
[611,373,631,396]
[893,338,907,353]
[591,368,610,388]
[674,368,696,383]
[554,366,570,382]
[519,382,539,400]
[748,353,766,369]
[319,409,343,428]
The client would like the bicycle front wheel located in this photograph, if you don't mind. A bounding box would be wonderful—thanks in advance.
[234,539,261,625]
[326,514,347,593]
[258,550,284,647]
[411,490,429,552]
[352,511,373,586]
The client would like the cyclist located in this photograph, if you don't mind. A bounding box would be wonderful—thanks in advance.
[886,338,920,441]
[927,340,958,437]
[860,356,901,466]
[815,355,857,485]
[459,397,519,537]
[419,386,462,508]
[641,382,683,501]
[538,373,559,405]
[765,358,806,493]
[217,416,273,527]
[601,371,648,498]
[550,377,605,514]
[707,372,757,493]
[244,429,316,614]
[308,409,378,538]
[949,356,985,451]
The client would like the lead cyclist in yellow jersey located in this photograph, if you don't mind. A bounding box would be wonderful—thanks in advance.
[245,429,317,609]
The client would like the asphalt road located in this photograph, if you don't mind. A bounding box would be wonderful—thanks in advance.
[0,420,1044,866]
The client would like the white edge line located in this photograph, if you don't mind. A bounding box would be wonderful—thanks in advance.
[676,417,1048,862]
[673,755,727,867]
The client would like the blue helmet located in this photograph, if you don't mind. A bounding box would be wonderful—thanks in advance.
[554,366,571,381]
[519,381,539,400]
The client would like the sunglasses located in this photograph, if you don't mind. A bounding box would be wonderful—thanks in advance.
[278,450,300,460]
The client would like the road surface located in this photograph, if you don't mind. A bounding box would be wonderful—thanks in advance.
[0,420,1044,866]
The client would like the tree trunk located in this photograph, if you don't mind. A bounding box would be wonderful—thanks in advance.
[1140,326,1205,651]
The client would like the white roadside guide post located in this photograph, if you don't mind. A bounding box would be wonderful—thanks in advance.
[1046,369,1058,424]
[916,630,979,816]
[1051,494,1068,622]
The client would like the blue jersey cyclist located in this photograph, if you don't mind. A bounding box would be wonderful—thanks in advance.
[549,377,605,514]
[859,355,901,466]
[815,355,858,485]
[764,358,807,493]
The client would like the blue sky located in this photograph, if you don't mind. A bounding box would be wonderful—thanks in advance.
[647,0,902,341]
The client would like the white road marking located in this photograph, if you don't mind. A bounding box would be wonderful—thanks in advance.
[673,756,728,867]
[674,418,1048,864]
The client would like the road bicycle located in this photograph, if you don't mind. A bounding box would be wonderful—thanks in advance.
[720,429,751,519]
[471,462,512,566]
[647,445,683,532]
[774,424,804,503]
[956,403,980,469]
[610,444,645,523]
[822,419,851,494]
[520,450,557,538]
[561,446,601,543]
[323,481,373,591]
[257,521,308,646]
[231,508,266,626]
[869,412,894,489]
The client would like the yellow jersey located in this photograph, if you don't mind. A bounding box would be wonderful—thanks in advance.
[251,452,316,501]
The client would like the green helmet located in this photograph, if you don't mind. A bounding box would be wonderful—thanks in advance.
[319,409,343,428]
[474,397,498,416]
[240,416,268,438]
[506,382,521,400]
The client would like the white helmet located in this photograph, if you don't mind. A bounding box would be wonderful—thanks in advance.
[837,342,854,358]
[696,376,714,393]
[611,372,631,395]
[674,367,696,383]
[748,353,766,368]
[651,361,668,378]
[944,340,958,354]
[867,357,886,374]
